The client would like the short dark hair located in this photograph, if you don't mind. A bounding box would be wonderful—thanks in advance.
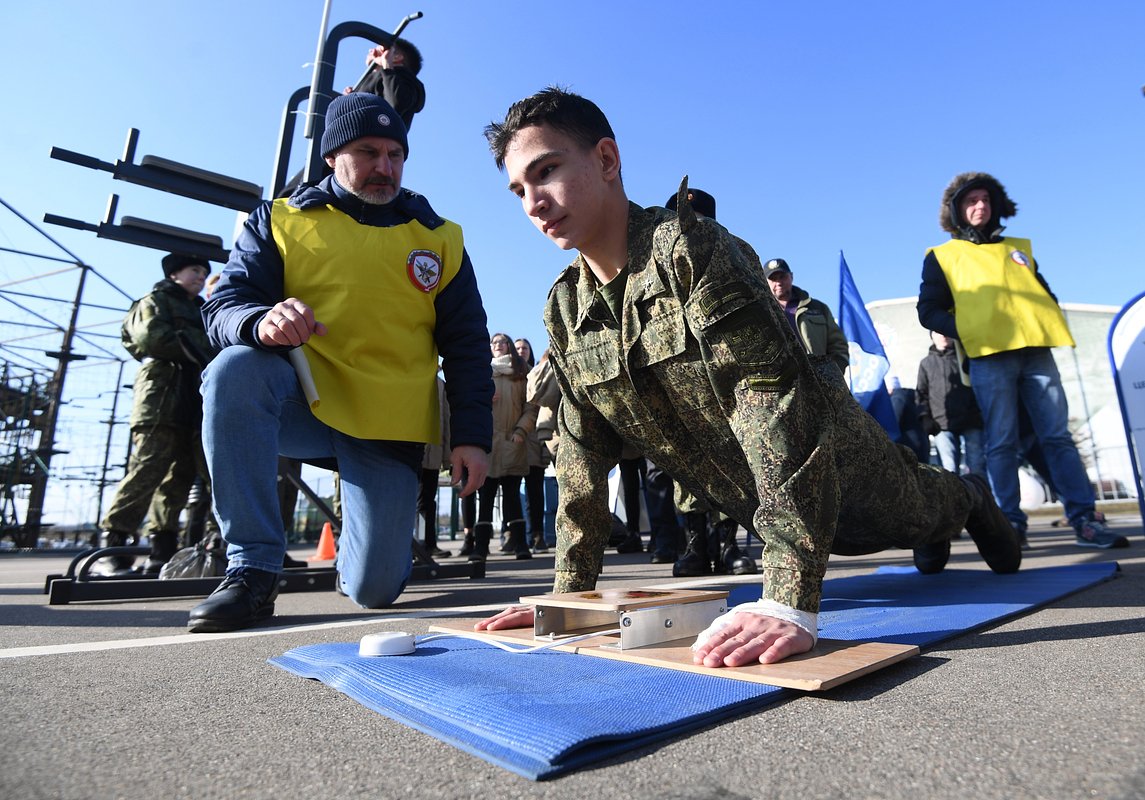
[484,86,615,170]
[391,37,422,75]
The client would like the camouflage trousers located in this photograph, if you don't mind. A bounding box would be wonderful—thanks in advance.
[101,424,205,540]
[733,358,971,610]
[674,481,731,525]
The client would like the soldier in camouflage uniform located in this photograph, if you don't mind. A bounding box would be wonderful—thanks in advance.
[662,189,755,579]
[477,88,1021,668]
[99,253,214,572]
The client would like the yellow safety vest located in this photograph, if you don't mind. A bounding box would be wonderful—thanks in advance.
[271,200,463,441]
[928,237,1075,358]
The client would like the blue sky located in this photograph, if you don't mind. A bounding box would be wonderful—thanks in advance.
[1,1,1143,523]
[3,0,1143,354]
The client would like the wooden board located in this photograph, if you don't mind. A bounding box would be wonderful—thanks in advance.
[518,588,728,613]
[427,622,918,692]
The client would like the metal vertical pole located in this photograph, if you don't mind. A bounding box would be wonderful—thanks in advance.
[23,264,88,544]
[304,0,334,140]
[94,358,127,531]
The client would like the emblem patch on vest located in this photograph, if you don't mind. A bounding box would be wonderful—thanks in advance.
[407,250,443,293]
[1009,250,1031,268]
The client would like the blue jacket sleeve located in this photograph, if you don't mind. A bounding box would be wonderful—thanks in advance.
[201,201,285,351]
[916,250,959,340]
[434,249,493,452]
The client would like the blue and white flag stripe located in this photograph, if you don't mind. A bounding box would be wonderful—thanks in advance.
[838,251,900,439]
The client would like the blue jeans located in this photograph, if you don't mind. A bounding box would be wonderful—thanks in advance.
[202,347,419,608]
[933,428,986,477]
[969,347,1093,530]
[542,475,559,547]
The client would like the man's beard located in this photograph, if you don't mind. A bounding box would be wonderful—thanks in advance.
[335,160,399,205]
[350,179,398,205]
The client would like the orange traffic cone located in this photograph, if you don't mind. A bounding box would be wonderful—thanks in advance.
[310,521,337,562]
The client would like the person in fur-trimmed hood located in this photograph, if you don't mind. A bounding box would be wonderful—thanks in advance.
[917,171,1127,551]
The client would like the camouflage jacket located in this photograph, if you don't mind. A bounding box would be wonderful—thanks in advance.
[545,186,839,612]
[121,279,215,428]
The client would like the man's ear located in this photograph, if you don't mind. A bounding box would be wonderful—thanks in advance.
[596,138,621,182]
[324,154,337,169]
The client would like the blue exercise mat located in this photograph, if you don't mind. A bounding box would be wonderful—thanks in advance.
[270,563,1117,780]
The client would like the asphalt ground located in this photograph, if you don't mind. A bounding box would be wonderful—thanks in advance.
[2,509,1142,800]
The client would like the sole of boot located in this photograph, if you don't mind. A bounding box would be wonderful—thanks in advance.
[962,475,1022,574]
[187,604,275,634]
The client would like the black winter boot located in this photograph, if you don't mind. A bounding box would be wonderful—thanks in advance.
[616,532,644,553]
[187,567,281,633]
[469,522,493,564]
[457,530,475,557]
[715,519,758,575]
[505,519,532,560]
[961,474,1022,574]
[139,530,180,575]
[673,512,711,577]
[98,530,138,573]
[912,539,951,574]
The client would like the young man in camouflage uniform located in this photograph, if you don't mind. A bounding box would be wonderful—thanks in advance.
[477,87,1021,667]
[99,253,214,572]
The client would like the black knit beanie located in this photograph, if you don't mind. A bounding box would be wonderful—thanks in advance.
[161,252,210,280]
[320,92,409,159]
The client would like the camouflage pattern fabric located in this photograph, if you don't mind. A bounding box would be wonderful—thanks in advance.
[101,425,202,537]
[545,184,970,612]
[122,279,215,428]
[102,279,215,538]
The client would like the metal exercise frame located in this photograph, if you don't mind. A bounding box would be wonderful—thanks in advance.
[43,463,483,605]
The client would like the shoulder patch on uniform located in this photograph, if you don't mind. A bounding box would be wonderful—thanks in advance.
[407,249,443,292]
[1009,250,1031,268]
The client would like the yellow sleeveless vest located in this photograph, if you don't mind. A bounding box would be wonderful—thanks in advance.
[271,200,463,441]
[928,237,1075,358]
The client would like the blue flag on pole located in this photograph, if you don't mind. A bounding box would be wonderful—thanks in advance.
[837,251,900,439]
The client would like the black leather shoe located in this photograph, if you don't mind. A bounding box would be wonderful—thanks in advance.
[721,544,758,575]
[650,548,676,564]
[672,551,712,577]
[188,568,281,633]
[961,474,1021,574]
[912,539,951,574]
[616,533,644,554]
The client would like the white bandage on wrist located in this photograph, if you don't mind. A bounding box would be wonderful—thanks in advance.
[691,599,819,650]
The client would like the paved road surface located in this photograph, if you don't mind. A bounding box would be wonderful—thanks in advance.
[2,510,1142,799]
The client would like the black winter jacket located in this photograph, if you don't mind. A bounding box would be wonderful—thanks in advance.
[915,344,982,435]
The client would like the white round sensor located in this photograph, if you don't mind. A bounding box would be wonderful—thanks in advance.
[359,631,417,657]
